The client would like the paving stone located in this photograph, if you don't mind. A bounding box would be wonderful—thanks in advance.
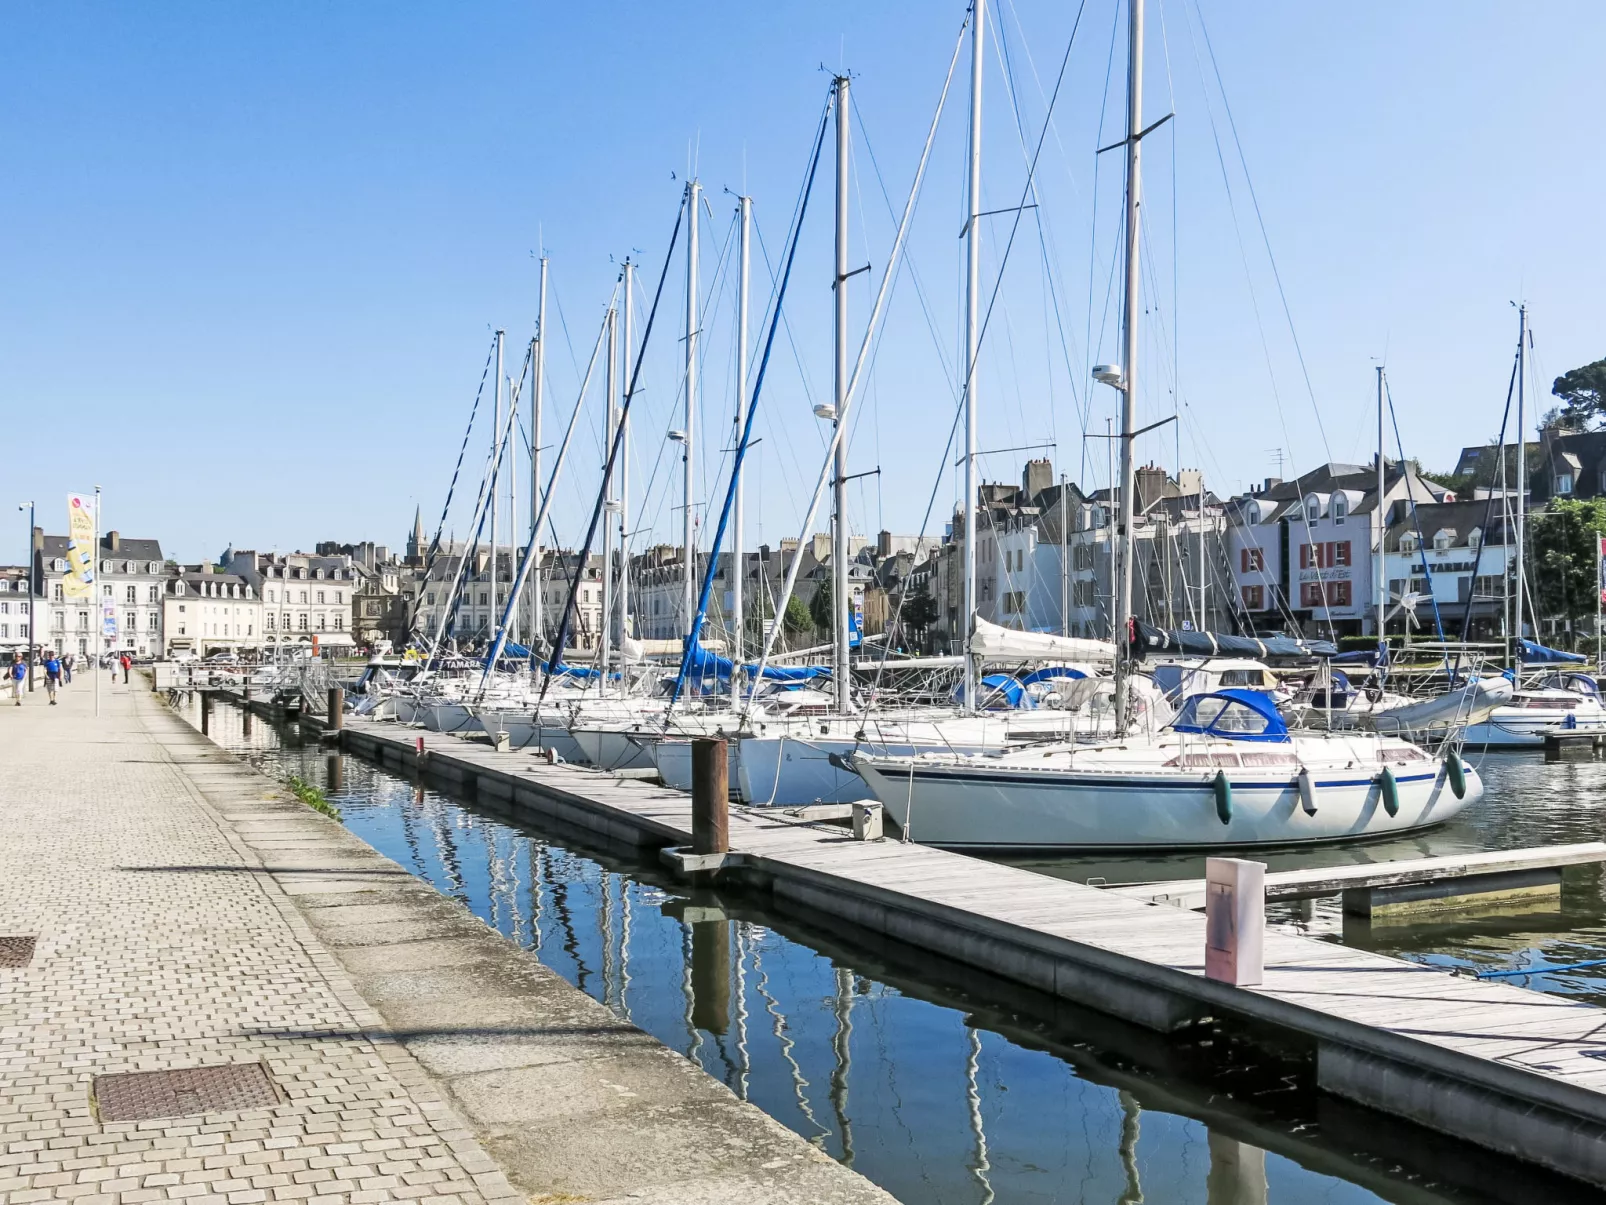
[0,686,513,1205]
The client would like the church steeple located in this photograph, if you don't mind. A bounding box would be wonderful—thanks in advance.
[407,506,425,563]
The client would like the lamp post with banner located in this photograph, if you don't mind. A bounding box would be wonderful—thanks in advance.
[17,501,35,692]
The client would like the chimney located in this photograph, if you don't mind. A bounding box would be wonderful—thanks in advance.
[1262,477,1282,494]
[1022,457,1053,501]
[107,530,121,552]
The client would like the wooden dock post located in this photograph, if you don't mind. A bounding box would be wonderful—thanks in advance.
[199,691,210,736]
[691,738,729,856]
[321,687,344,745]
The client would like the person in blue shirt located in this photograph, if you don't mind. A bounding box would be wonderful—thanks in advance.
[42,652,61,705]
[8,652,24,706]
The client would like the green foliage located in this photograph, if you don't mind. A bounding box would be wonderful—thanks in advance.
[286,774,342,821]
[783,595,812,636]
[1528,498,1606,630]
[808,578,833,632]
[900,587,940,633]
[1553,358,1606,427]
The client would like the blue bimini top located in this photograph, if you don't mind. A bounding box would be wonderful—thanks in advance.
[1170,689,1289,743]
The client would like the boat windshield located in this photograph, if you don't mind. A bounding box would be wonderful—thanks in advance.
[1171,690,1290,742]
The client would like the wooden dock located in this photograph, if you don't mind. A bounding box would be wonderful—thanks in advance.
[1106,844,1606,915]
[281,704,1606,1189]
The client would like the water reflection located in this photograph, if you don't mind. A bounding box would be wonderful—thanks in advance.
[176,695,1596,1205]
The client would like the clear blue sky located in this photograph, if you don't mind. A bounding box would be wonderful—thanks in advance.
[5,1,1603,565]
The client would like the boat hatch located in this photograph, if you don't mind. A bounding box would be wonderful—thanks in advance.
[1170,690,1290,743]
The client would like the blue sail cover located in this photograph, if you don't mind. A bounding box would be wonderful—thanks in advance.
[682,640,829,690]
[1519,639,1589,665]
[486,641,534,661]
[1131,619,1336,661]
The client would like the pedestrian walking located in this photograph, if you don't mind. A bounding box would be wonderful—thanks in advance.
[62,653,73,684]
[120,652,132,684]
[43,652,62,705]
[9,652,24,706]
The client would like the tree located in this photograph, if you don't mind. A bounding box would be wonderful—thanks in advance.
[782,595,812,640]
[1528,497,1606,642]
[900,587,940,635]
[1553,358,1606,428]
[808,578,833,633]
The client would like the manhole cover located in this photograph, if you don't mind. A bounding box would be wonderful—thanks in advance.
[0,937,35,968]
[94,1063,279,1122]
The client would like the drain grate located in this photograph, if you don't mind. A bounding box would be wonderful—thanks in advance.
[94,1063,279,1122]
[0,937,36,968]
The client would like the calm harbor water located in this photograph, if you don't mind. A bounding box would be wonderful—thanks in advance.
[180,695,1600,1205]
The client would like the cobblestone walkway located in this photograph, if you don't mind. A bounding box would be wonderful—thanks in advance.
[0,678,520,1205]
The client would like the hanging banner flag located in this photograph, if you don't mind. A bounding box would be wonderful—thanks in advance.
[62,493,97,599]
[1598,535,1606,606]
[102,600,118,641]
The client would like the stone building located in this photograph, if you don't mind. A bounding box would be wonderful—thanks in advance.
[34,529,167,659]
[221,549,358,653]
[162,569,264,656]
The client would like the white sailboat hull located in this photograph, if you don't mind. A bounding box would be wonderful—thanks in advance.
[571,727,658,771]
[647,737,743,795]
[856,756,1478,850]
[423,703,474,733]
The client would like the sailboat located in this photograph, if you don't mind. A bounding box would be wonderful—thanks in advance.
[851,0,1481,848]
[629,56,1130,812]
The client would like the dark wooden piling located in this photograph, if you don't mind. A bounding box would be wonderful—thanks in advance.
[691,738,729,856]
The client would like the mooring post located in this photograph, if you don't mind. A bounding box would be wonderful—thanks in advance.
[1205,857,1265,986]
[326,687,343,730]
[691,738,729,856]
[199,691,210,736]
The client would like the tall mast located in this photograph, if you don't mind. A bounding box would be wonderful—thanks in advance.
[733,196,753,689]
[1375,366,1386,648]
[684,181,701,634]
[1060,471,1070,636]
[491,329,504,649]
[833,74,852,712]
[601,304,617,687]
[961,0,985,711]
[532,260,547,650]
[618,260,634,667]
[1515,303,1528,661]
[507,371,518,646]
[1112,0,1144,729]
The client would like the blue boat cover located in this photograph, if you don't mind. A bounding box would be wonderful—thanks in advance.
[952,674,1029,710]
[1519,639,1588,665]
[1020,665,1087,686]
[682,640,829,687]
[1171,689,1290,743]
[1131,619,1337,660]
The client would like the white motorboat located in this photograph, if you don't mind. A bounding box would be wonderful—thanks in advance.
[853,689,1478,850]
[1461,673,1606,749]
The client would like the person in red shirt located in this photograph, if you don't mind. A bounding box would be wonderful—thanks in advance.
[119,653,132,684]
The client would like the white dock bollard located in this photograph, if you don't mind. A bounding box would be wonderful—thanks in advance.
[1205,857,1265,986]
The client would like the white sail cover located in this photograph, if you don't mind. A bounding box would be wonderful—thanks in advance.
[971,617,1118,663]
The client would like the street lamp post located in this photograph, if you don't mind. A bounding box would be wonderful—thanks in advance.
[17,502,35,692]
